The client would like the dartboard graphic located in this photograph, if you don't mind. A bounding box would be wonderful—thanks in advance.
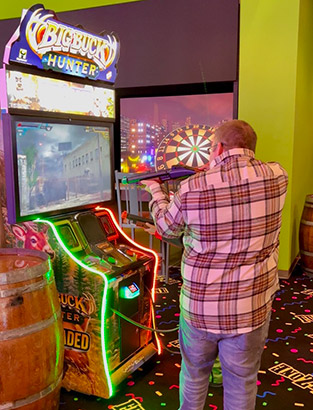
[155,124,215,171]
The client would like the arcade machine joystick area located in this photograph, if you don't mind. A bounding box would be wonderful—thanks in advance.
[76,211,136,267]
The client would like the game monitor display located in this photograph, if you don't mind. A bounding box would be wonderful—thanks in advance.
[119,92,234,173]
[4,116,114,223]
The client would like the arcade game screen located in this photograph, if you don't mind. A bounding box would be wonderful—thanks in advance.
[119,92,234,173]
[13,120,112,217]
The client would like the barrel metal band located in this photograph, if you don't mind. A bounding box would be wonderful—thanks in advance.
[0,273,54,298]
[0,260,50,285]
[302,265,313,273]
[0,309,61,341]
[301,219,313,226]
[0,373,62,410]
[300,250,313,257]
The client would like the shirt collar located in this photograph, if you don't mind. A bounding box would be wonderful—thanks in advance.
[209,148,255,169]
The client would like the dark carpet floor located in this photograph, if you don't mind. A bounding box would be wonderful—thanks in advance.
[60,264,313,409]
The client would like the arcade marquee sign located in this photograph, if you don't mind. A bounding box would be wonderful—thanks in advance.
[6,4,120,83]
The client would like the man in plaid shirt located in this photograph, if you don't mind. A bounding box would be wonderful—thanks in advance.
[142,120,288,410]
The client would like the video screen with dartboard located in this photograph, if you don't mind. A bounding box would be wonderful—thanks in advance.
[119,92,234,173]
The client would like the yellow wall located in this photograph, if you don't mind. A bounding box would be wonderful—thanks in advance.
[239,0,313,271]
[292,1,313,262]
[1,0,143,20]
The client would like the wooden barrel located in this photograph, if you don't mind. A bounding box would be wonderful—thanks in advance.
[299,195,313,277]
[0,248,64,410]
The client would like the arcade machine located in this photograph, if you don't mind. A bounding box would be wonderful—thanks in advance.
[0,4,159,399]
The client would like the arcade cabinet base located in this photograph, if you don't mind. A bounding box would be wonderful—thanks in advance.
[62,342,157,399]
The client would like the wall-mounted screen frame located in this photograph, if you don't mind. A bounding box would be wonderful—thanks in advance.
[114,82,237,173]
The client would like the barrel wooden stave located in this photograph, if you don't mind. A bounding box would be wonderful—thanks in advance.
[299,195,313,274]
[0,248,64,410]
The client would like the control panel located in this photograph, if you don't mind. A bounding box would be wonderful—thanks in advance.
[52,209,151,274]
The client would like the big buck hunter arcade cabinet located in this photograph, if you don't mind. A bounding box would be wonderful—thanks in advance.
[0,3,159,399]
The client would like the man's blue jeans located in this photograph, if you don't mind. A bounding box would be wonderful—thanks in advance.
[178,314,271,410]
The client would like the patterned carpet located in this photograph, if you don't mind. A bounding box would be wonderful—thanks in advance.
[60,264,313,409]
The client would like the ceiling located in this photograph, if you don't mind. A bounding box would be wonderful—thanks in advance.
[0,0,141,20]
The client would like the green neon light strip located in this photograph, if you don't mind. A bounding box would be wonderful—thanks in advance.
[99,207,162,354]
[47,259,61,375]
[37,218,113,397]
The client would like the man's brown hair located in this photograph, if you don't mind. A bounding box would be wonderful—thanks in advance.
[215,120,257,152]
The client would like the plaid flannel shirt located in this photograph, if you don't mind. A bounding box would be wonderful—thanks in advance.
[149,148,288,334]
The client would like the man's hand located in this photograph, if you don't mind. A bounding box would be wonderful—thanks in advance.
[194,162,210,172]
[140,178,161,193]
[143,222,157,235]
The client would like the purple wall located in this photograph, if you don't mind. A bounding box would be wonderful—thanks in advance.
[0,0,239,88]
